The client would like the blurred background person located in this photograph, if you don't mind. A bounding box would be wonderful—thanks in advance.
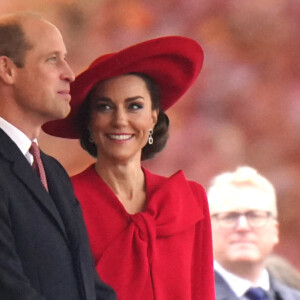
[43,36,215,300]
[207,166,300,300]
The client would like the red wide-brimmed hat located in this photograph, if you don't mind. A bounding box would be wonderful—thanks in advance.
[43,36,204,138]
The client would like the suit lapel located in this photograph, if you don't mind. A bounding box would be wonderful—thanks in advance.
[42,152,80,253]
[215,271,240,300]
[0,130,68,240]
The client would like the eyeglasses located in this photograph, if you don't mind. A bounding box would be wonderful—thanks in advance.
[211,210,274,228]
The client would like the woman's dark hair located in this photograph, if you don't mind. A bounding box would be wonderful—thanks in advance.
[76,72,170,161]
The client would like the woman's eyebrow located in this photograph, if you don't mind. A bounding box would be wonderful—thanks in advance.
[125,96,145,103]
[94,96,145,102]
[93,96,112,103]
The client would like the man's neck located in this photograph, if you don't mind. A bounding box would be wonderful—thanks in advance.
[0,114,40,140]
[215,260,265,283]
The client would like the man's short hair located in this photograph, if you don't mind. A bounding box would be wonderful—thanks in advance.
[207,166,277,217]
[0,20,32,67]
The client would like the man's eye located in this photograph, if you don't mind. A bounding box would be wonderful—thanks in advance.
[47,56,57,62]
[248,213,263,219]
[225,214,237,220]
[221,213,240,220]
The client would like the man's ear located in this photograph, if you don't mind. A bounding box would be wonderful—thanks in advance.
[0,56,16,85]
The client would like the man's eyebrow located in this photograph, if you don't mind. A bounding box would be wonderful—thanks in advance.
[46,50,68,57]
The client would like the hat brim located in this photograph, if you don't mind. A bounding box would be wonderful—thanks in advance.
[43,36,204,138]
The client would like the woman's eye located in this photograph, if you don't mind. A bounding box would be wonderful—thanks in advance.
[129,103,143,110]
[94,103,112,111]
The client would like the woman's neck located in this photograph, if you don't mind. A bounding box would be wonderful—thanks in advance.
[95,159,147,214]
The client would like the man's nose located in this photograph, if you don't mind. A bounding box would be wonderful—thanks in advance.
[61,60,75,82]
[235,215,251,230]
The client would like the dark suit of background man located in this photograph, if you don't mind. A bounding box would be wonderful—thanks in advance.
[0,12,116,300]
[207,166,300,300]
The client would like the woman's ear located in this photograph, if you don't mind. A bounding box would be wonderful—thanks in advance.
[151,109,159,127]
[0,56,16,85]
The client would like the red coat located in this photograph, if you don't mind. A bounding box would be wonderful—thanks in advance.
[72,165,215,300]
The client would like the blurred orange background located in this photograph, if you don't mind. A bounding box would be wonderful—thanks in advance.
[2,0,300,270]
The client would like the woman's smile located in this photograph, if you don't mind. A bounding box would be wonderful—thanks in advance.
[107,134,134,142]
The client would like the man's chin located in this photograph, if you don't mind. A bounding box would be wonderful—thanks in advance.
[53,106,71,120]
[231,252,260,263]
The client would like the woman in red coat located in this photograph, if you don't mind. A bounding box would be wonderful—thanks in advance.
[43,36,215,300]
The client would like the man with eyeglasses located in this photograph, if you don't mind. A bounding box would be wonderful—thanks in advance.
[207,166,300,300]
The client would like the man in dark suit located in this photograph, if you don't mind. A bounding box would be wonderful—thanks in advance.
[0,12,116,299]
[207,166,300,300]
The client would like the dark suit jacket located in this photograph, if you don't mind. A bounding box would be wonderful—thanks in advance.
[0,129,116,300]
[215,270,300,300]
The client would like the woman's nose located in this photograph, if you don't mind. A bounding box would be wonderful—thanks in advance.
[112,108,127,126]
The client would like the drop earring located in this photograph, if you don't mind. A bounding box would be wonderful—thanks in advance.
[148,129,154,145]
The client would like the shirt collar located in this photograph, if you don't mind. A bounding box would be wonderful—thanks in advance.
[0,117,37,163]
[214,260,270,297]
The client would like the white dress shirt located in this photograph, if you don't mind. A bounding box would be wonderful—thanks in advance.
[214,260,270,298]
[0,116,37,165]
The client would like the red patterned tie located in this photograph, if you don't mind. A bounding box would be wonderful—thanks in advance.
[29,142,48,191]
